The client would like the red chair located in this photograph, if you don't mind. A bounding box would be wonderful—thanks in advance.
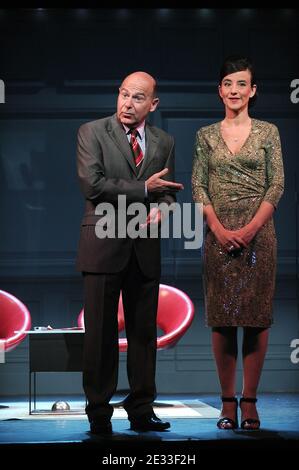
[0,289,31,409]
[0,289,31,353]
[77,284,195,351]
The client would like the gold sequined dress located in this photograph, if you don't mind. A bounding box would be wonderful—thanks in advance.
[192,119,284,327]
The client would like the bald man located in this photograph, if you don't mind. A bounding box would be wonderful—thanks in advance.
[76,72,183,434]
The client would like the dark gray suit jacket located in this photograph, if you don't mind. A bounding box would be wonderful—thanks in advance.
[76,113,176,278]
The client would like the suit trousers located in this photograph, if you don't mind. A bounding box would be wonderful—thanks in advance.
[82,248,160,422]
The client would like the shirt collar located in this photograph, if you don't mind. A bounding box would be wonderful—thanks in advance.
[123,121,145,139]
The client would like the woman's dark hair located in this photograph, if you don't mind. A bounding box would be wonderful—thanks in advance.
[219,55,257,107]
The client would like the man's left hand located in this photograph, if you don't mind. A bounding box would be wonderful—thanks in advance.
[140,207,163,228]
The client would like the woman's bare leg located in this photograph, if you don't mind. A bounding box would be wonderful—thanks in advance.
[212,327,238,427]
[241,327,269,428]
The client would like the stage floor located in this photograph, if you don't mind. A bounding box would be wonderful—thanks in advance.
[1,393,298,464]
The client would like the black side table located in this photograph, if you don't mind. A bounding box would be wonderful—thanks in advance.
[28,330,84,414]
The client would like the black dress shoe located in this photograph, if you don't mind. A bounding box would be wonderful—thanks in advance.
[130,413,170,432]
[90,420,112,435]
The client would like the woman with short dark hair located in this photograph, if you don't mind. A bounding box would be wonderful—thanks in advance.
[192,55,284,430]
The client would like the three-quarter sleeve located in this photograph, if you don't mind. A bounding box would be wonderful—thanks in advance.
[263,124,285,209]
[192,129,212,206]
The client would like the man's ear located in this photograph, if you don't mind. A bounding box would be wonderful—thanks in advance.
[150,97,160,112]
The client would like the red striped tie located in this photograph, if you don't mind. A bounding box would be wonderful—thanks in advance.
[130,129,144,170]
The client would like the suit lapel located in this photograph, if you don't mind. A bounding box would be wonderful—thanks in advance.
[139,124,159,178]
[107,114,137,176]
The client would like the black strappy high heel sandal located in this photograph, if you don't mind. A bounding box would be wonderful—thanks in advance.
[217,396,238,429]
[240,397,260,430]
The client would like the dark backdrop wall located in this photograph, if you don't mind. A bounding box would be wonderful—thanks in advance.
[0,8,298,395]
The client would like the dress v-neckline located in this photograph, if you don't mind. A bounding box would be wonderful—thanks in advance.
[219,119,253,156]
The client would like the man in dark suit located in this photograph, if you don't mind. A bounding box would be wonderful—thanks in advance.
[76,71,183,434]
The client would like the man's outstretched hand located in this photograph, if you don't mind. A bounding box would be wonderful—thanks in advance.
[146,168,184,193]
